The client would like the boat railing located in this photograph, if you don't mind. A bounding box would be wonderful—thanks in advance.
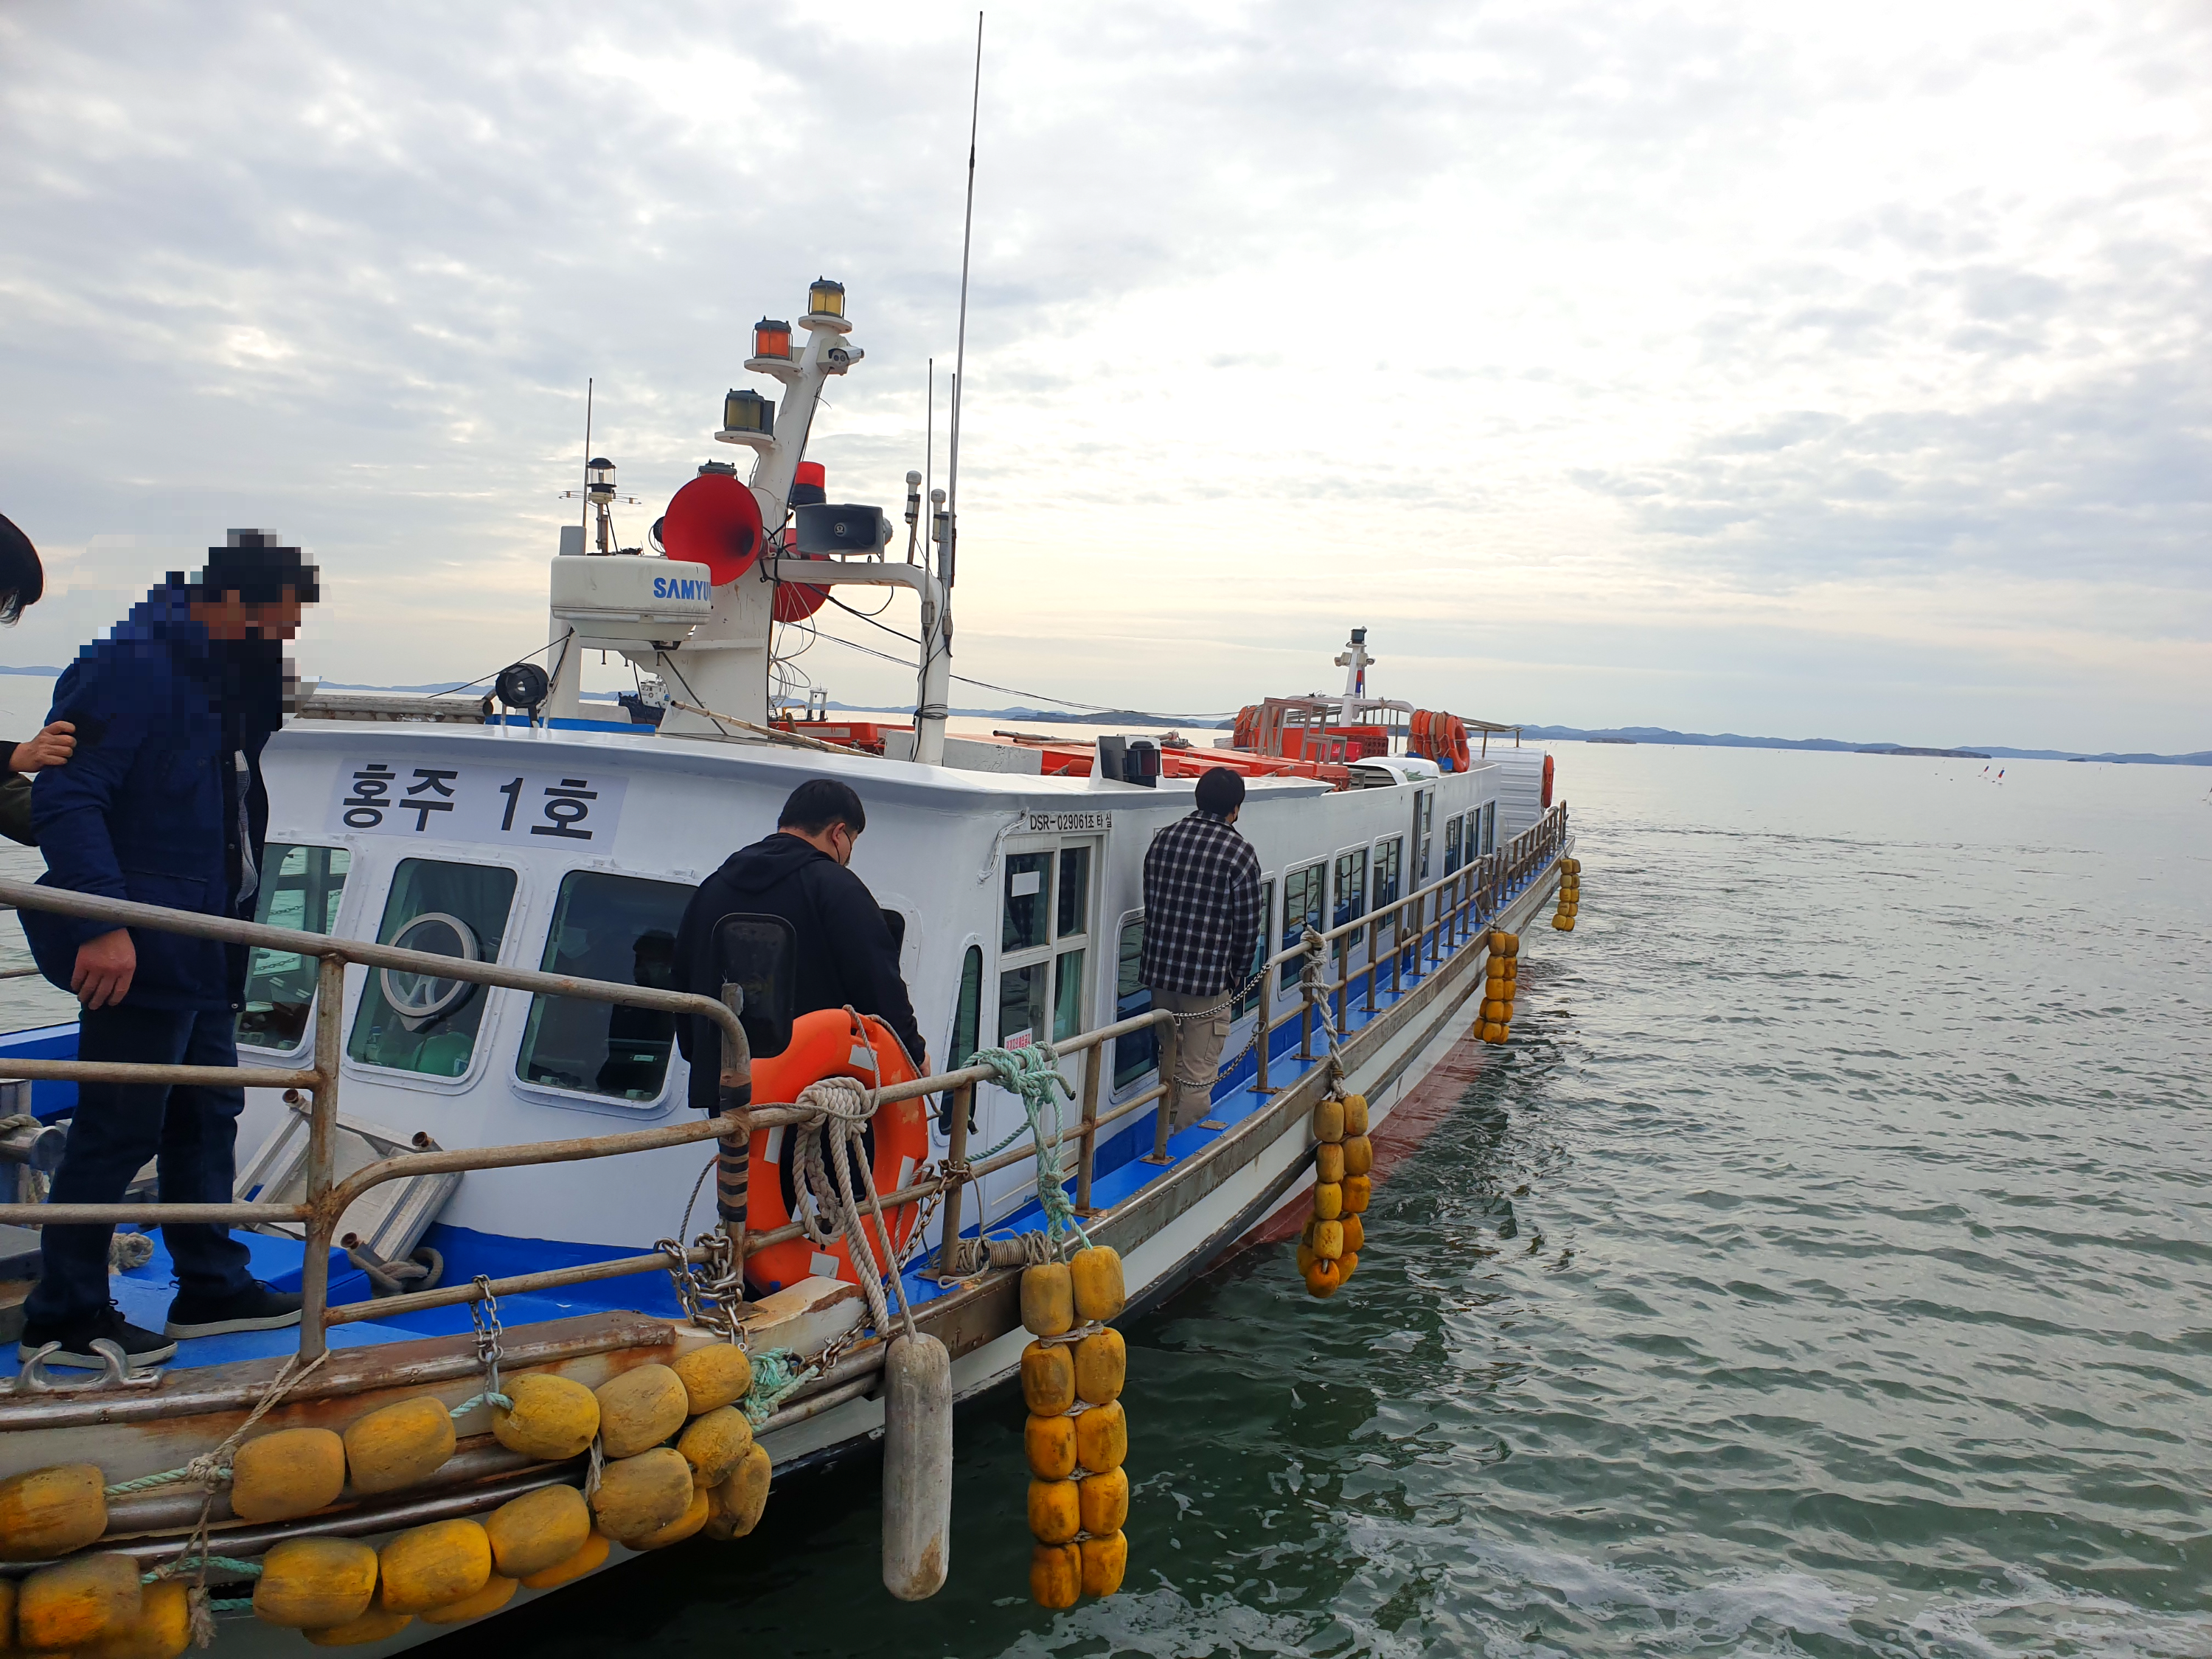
[0,802,1568,1369]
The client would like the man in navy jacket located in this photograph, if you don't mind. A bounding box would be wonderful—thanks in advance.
[18,532,318,1367]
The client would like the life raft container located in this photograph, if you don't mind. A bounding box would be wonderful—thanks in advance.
[743,1008,929,1296]
[1541,751,1554,807]
[1232,706,1259,750]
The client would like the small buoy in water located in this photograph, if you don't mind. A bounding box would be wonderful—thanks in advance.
[1026,1413,1077,1481]
[671,1343,755,1415]
[1303,1257,1343,1298]
[1029,1541,1081,1609]
[518,1530,610,1591]
[1069,1246,1125,1322]
[303,1607,414,1648]
[253,1537,379,1629]
[1342,1214,1365,1255]
[485,1484,591,1580]
[1343,1175,1372,1214]
[1073,1329,1126,1405]
[1026,1478,1080,1545]
[1020,1262,1075,1337]
[1020,1341,1076,1416]
[1079,1530,1127,1598]
[344,1396,456,1495]
[1312,1181,1343,1221]
[493,1372,600,1461]
[594,1365,689,1459]
[636,1486,712,1550]
[19,1553,141,1651]
[1074,1401,1127,1473]
[1077,1466,1130,1535]
[376,1518,491,1615]
[1312,1219,1344,1261]
[99,1575,189,1659]
[417,1574,518,1624]
[0,1464,106,1561]
[1342,1135,1373,1177]
[588,1447,693,1543]
[677,1405,754,1490]
[881,1331,953,1601]
[232,1427,348,1523]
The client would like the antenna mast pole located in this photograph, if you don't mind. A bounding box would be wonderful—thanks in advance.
[915,12,982,768]
[580,378,594,535]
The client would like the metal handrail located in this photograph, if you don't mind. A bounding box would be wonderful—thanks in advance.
[0,800,1569,1364]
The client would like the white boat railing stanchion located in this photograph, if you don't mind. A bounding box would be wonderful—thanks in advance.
[0,805,1571,1363]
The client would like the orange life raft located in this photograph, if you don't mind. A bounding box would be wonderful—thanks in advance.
[742,1008,930,1296]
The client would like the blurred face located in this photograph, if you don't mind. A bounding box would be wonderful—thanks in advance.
[190,589,307,641]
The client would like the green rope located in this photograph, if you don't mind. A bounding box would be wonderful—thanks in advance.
[104,1467,204,1498]
[450,1389,513,1419]
[969,1045,1091,1249]
[741,1349,817,1427]
[145,1556,261,1584]
[207,1598,257,1614]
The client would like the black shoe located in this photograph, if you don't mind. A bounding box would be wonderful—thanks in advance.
[19,1304,178,1369]
[164,1283,304,1338]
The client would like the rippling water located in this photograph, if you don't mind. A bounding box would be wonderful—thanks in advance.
[473,745,2212,1658]
[4,703,2206,1655]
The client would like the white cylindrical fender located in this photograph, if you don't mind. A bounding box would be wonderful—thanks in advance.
[880,1331,953,1601]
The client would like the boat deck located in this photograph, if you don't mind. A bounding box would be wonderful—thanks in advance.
[0,854,1561,1380]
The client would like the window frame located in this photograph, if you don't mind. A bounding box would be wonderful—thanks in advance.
[342,854,526,1094]
[237,842,355,1060]
[1234,875,1274,1022]
[995,836,1099,1054]
[1280,860,1325,992]
[509,868,695,1114]
[1110,908,1155,1097]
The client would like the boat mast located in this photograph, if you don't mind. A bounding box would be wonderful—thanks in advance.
[917,12,984,768]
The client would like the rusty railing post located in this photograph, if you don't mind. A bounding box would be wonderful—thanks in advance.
[1363,918,1378,1014]
[297,952,345,1363]
[1074,1047,1102,1214]
[933,1082,973,1279]
[714,981,754,1293]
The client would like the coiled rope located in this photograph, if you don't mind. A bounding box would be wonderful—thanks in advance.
[790,1057,919,1344]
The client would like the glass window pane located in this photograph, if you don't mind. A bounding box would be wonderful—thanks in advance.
[1281,863,1324,990]
[1004,852,1052,953]
[1235,880,1273,1020]
[349,859,517,1077]
[240,845,351,1052]
[949,945,983,1071]
[1445,815,1464,875]
[1375,839,1402,945]
[1056,845,1091,941]
[515,872,692,1102]
[1333,849,1367,964]
[1053,948,1085,1043]
[1114,919,1155,1089]
[999,961,1048,1048]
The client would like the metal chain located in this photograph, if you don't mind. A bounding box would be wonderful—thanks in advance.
[466,1275,504,1403]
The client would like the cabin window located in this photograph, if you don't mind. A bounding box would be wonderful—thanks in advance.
[1332,847,1367,963]
[1480,801,1498,855]
[1113,916,1155,1089]
[1281,862,1324,991]
[948,945,983,1072]
[1056,846,1091,941]
[1444,814,1464,875]
[999,961,1048,1050]
[1374,837,1402,945]
[348,859,517,1078]
[1414,790,1434,884]
[239,844,352,1053]
[1003,851,1052,951]
[1234,878,1273,1020]
[515,872,692,1102]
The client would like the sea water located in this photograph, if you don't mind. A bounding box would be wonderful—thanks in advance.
[2,696,2207,1655]
[489,743,2210,1656]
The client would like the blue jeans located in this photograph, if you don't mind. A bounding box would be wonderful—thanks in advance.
[26,1005,254,1327]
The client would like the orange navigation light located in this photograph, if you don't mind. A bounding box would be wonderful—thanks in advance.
[722,388,774,436]
[754,317,792,359]
[806,277,846,320]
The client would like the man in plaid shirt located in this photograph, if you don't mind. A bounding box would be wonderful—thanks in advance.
[1142,767,1263,1132]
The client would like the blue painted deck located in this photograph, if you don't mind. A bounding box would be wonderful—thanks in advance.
[0,855,1558,1370]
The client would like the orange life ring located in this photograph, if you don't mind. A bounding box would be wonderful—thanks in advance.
[742,1008,930,1296]
[1541,751,1554,807]
[1409,709,1433,758]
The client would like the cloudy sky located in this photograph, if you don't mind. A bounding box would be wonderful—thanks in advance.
[1,0,2205,750]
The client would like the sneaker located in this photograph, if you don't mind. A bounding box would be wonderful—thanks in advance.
[19,1304,178,1369]
[164,1283,304,1339]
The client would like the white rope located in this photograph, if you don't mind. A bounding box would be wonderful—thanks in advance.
[790,1070,919,1343]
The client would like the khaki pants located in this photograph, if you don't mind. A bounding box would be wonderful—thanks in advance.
[1155,989,1232,1133]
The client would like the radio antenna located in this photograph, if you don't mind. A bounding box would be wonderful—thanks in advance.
[580,377,594,535]
[942,11,982,601]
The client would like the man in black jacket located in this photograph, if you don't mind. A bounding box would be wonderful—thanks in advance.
[672,777,925,1114]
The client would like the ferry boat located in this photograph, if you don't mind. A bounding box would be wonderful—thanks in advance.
[0,279,1575,1652]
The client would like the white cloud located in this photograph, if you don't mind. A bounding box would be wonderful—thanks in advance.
[0,0,2205,748]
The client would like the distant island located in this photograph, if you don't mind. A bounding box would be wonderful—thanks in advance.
[6,666,2198,765]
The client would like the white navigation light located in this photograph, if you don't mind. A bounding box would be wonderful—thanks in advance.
[586,456,616,502]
